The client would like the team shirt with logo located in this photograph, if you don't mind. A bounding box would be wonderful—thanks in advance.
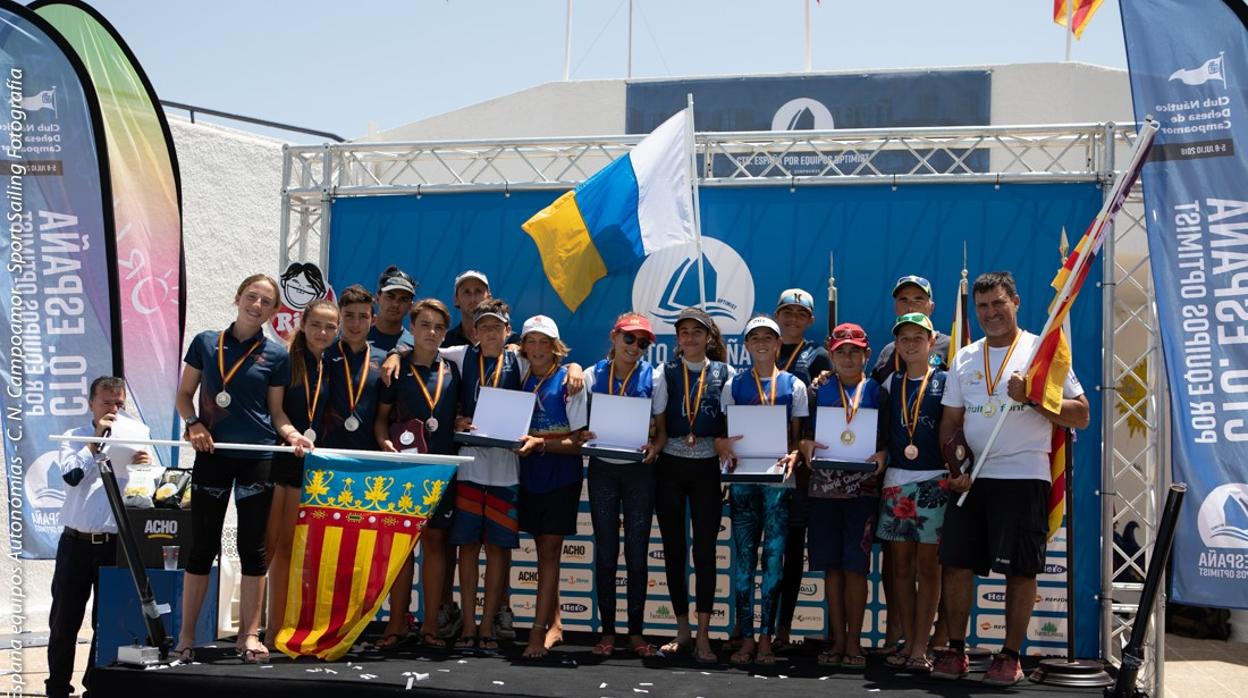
[881,369,948,488]
[378,356,462,455]
[941,332,1083,481]
[584,359,661,464]
[520,364,589,494]
[321,340,384,450]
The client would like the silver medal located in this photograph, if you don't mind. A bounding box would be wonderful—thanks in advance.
[399,430,415,446]
[344,415,360,432]
[303,428,317,443]
[426,417,439,433]
[215,391,232,408]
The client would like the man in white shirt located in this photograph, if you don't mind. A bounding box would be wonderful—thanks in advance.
[932,272,1089,687]
[46,377,151,698]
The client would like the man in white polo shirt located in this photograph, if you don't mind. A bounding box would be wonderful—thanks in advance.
[932,271,1089,686]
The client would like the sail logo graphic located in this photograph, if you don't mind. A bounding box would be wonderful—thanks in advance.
[1197,483,1248,548]
[771,97,835,131]
[1169,51,1227,88]
[632,238,754,335]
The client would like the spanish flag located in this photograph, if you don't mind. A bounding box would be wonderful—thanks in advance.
[272,453,457,661]
[1054,0,1103,39]
[946,271,971,367]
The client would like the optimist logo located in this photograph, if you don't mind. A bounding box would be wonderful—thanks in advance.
[1198,483,1248,548]
[632,238,754,335]
[771,97,835,131]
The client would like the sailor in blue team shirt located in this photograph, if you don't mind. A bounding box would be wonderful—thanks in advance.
[321,285,387,451]
[718,315,807,666]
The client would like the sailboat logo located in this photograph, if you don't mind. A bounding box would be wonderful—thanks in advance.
[1197,483,1248,548]
[632,238,754,334]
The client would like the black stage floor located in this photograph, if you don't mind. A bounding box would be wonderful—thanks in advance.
[92,629,1110,697]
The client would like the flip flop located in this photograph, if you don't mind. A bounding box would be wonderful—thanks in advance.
[729,647,754,666]
[842,654,867,670]
[904,654,933,673]
[591,639,615,657]
[885,652,909,668]
[455,634,478,650]
[171,645,195,663]
[694,646,718,665]
[754,650,776,666]
[660,638,691,656]
[631,643,658,658]
[817,649,843,666]
[421,633,452,651]
[478,635,500,652]
[374,631,407,650]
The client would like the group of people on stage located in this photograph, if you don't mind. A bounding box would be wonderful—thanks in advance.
[49,264,1090,697]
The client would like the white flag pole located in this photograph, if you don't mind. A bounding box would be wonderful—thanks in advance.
[563,0,573,81]
[686,93,707,310]
[956,119,1158,506]
[1064,0,1073,62]
[51,434,473,466]
[804,0,813,72]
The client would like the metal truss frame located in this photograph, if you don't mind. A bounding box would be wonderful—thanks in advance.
[279,122,1166,693]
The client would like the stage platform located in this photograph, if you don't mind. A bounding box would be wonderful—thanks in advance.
[92,629,1110,697]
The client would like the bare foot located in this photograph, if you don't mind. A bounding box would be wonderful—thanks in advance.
[522,637,548,659]
[544,621,563,649]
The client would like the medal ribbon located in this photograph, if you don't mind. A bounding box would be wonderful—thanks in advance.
[304,356,324,425]
[782,340,804,373]
[682,361,708,435]
[751,367,778,406]
[982,333,1022,397]
[340,341,370,413]
[608,360,639,396]
[527,363,558,394]
[410,360,446,417]
[837,376,867,427]
[479,349,504,389]
[902,367,934,447]
[217,331,262,394]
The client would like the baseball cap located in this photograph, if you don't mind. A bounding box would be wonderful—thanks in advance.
[892,312,935,335]
[473,305,510,327]
[674,307,714,331]
[378,266,417,296]
[521,315,560,340]
[613,313,656,342]
[828,322,869,352]
[892,275,933,298]
[744,316,781,338]
[775,288,815,314]
[454,269,490,291]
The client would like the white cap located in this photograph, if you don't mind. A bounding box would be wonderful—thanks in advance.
[454,269,490,290]
[744,315,781,338]
[521,315,560,340]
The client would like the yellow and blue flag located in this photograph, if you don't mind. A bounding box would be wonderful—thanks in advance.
[522,109,695,311]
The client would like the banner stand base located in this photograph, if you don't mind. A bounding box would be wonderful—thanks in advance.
[1029,658,1113,688]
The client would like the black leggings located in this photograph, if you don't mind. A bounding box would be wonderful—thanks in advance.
[778,523,806,629]
[654,453,721,616]
[188,451,272,576]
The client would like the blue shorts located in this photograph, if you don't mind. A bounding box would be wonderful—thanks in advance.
[449,480,520,549]
[808,496,878,575]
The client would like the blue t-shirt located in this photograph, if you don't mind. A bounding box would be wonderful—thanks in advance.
[283,349,328,437]
[808,374,882,499]
[884,369,947,472]
[458,345,524,419]
[778,340,832,389]
[368,325,414,353]
[589,358,654,398]
[184,325,291,459]
[378,356,461,456]
[520,365,588,494]
[321,340,384,450]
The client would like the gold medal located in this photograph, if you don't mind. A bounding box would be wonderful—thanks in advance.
[982,398,999,418]
[982,334,1022,418]
[955,444,966,461]
[682,360,708,444]
[904,444,918,460]
[215,391,232,408]
[841,429,855,446]
[837,376,867,446]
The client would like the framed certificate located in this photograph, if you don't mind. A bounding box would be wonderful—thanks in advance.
[722,405,791,485]
[582,393,651,462]
[810,406,878,472]
[453,387,534,449]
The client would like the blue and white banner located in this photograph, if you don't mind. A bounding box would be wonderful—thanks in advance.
[0,2,118,559]
[1122,0,1248,609]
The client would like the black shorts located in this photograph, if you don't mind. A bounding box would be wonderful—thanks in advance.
[939,478,1049,578]
[518,480,581,537]
[269,452,304,489]
[427,478,457,531]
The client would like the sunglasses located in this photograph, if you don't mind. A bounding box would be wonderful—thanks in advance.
[832,328,867,340]
[621,333,652,351]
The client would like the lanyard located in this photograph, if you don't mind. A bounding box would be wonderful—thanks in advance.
[682,361,708,432]
[983,333,1022,397]
[340,341,370,413]
[304,356,324,424]
[479,349,504,389]
[837,376,867,427]
[527,363,557,394]
[781,340,804,373]
[901,368,934,444]
[409,360,446,416]
[217,331,261,392]
[751,367,779,405]
[608,360,639,396]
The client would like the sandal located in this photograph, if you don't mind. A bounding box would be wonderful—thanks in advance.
[754,650,776,666]
[694,646,718,665]
[871,638,906,656]
[478,635,500,652]
[842,654,867,670]
[237,632,270,664]
[171,644,195,662]
[631,642,658,658]
[885,652,909,668]
[904,654,933,673]
[817,649,842,666]
[660,637,691,655]
[729,645,754,666]
[591,639,615,657]
[421,633,451,650]
[455,634,478,650]
[374,631,407,650]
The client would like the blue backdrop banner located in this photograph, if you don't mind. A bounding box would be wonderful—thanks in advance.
[0,1,118,559]
[330,181,1103,655]
[1122,0,1248,608]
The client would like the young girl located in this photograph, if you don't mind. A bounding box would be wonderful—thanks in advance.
[652,307,733,664]
[265,298,338,640]
[718,316,806,665]
[799,322,885,670]
[878,313,950,673]
[174,274,313,663]
[582,313,663,658]
[513,315,587,660]
[375,299,462,649]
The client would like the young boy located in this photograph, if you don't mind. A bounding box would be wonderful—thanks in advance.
[799,322,885,670]
[877,313,950,673]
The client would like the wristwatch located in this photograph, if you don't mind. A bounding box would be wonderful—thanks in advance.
[184,416,201,432]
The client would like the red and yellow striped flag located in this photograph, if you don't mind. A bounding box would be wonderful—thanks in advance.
[273,453,456,661]
[1054,0,1104,39]
[1047,427,1069,539]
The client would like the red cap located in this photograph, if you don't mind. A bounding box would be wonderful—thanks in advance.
[827,322,869,352]
[613,313,656,342]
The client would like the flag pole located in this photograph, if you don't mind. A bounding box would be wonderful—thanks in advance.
[686,93,707,310]
[956,118,1158,506]
[563,0,573,80]
[50,434,474,466]
[827,250,837,329]
[804,0,812,72]
[1064,0,1073,61]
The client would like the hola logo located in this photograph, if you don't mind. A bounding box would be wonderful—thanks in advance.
[771,97,835,131]
[632,238,754,335]
[1197,483,1248,548]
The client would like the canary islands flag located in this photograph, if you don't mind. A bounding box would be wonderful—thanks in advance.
[272,452,456,661]
[522,108,695,311]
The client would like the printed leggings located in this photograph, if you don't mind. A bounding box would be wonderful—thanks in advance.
[654,453,722,616]
[587,458,655,636]
[187,451,273,576]
[729,484,791,636]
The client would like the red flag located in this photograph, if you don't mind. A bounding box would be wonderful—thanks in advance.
[1054,0,1104,39]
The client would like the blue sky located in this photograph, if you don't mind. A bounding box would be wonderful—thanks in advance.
[85,0,1128,141]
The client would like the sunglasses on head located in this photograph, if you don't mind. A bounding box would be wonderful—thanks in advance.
[832,328,867,340]
[621,333,652,351]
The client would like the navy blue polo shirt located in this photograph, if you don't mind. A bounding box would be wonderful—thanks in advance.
[368,325,414,353]
[282,349,328,437]
[883,369,948,472]
[379,355,461,455]
[184,325,291,459]
[778,340,832,388]
[321,340,384,450]
[456,345,524,418]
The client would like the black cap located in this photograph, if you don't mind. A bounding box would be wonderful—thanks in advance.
[377,265,417,295]
[675,306,714,331]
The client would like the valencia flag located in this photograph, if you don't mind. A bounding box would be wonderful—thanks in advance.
[272,452,457,661]
[1053,0,1103,39]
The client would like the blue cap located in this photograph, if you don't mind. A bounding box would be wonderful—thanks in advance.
[892,275,933,298]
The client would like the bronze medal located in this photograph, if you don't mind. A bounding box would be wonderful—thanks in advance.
[840,429,855,446]
[904,444,918,460]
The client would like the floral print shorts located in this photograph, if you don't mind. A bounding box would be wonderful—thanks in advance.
[877,477,949,545]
